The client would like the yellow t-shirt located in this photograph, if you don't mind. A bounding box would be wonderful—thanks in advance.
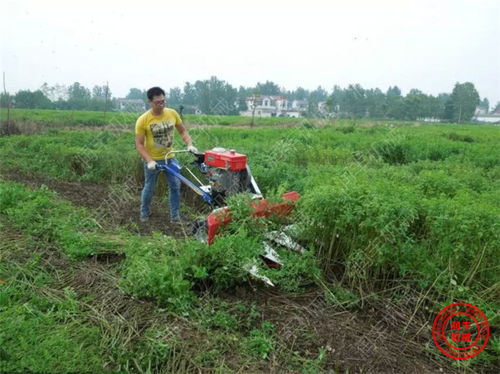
[135,109,182,160]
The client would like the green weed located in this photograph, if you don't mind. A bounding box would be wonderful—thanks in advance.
[243,321,275,359]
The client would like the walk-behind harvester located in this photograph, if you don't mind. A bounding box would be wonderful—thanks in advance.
[155,147,305,285]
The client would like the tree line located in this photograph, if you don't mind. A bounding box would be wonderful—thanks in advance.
[0,77,496,123]
[0,82,112,112]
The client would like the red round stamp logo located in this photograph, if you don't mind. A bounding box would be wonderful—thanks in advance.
[432,302,490,360]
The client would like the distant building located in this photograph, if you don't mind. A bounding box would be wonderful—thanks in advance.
[177,104,202,115]
[473,106,500,123]
[418,117,441,123]
[474,107,488,116]
[284,111,301,118]
[239,95,306,118]
[291,100,308,111]
[318,101,329,114]
[116,99,146,112]
[473,114,500,123]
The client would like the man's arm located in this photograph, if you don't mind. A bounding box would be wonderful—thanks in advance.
[176,123,194,147]
[135,133,153,162]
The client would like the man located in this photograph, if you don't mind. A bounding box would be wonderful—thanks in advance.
[135,86,197,223]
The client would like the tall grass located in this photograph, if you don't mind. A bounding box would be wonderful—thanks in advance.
[1,121,499,371]
[1,123,498,304]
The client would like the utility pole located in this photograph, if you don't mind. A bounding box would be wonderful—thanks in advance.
[250,95,259,128]
[2,71,12,135]
[3,72,10,123]
[103,81,109,120]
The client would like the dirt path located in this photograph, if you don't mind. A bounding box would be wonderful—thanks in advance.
[0,168,205,239]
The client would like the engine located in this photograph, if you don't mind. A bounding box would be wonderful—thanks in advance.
[202,148,261,204]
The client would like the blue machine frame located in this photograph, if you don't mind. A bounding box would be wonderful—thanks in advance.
[156,162,214,205]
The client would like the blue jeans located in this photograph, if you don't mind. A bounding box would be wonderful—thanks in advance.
[140,158,181,220]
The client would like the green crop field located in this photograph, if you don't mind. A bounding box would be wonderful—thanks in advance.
[1,108,426,130]
[0,111,498,373]
[1,108,312,128]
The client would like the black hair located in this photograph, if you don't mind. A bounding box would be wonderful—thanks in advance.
[147,87,165,100]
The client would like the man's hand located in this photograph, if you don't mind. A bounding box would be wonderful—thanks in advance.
[147,160,157,170]
[187,145,198,153]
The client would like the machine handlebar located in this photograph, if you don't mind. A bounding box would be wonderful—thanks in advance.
[165,149,191,160]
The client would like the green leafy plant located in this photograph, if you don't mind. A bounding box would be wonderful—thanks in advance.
[243,321,275,359]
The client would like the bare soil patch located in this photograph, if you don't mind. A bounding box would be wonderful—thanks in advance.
[0,169,204,239]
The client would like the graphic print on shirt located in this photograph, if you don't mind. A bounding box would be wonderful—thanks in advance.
[150,120,175,148]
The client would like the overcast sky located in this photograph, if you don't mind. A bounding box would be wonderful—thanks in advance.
[1,0,499,104]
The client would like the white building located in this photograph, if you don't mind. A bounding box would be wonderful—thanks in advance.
[473,106,500,123]
[473,115,500,123]
[291,100,308,111]
[318,101,329,113]
[116,99,146,112]
[474,107,488,116]
[240,95,306,118]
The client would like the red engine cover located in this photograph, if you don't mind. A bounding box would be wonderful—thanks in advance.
[206,192,300,245]
[205,149,247,171]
